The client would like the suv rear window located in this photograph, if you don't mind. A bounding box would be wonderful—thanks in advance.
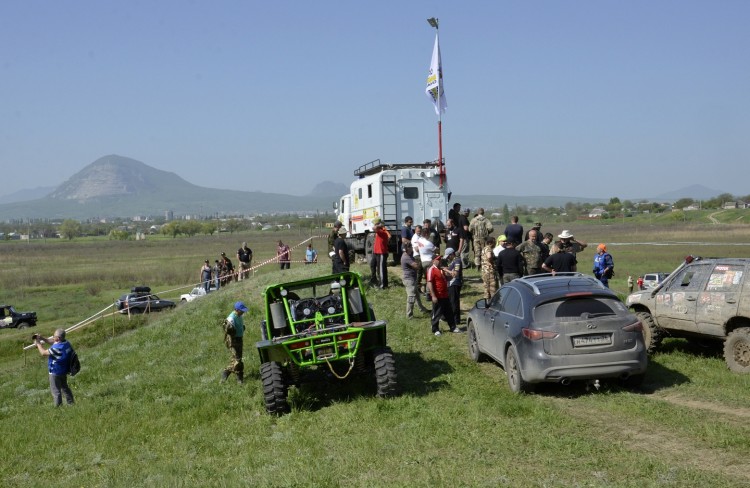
[534,297,627,322]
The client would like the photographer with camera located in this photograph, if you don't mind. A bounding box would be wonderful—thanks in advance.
[33,329,75,406]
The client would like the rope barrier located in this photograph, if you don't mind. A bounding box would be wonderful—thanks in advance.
[20,235,329,352]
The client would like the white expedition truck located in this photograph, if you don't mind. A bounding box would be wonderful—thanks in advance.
[334,159,451,263]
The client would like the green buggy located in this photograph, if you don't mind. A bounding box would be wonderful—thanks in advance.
[256,271,398,414]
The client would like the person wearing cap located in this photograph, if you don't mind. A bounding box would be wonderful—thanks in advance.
[332,226,350,273]
[555,230,587,271]
[426,253,459,335]
[444,247,464,327]
[221,301,248,384]
[469,208,494,269]
[525,222,543,243]
[369,218,391,289]
[200,259,212,292]
[328,221,343,254]
[236,242,253,280]
[593,243,615,287]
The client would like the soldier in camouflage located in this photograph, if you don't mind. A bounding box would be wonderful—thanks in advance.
[221,301,248,385]
[480,236,497,300]
[469,208,494,269]
[328,221,342,254]
[516,229,544,275]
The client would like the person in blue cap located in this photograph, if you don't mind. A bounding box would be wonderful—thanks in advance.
[221,301,248,384]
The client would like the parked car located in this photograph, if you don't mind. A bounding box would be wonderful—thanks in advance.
[0,304,38,329]
[116,286,176,314]
[626,256,750,373]
[180,287,207,303]
[642,272,669,289]
[467,273,648,393]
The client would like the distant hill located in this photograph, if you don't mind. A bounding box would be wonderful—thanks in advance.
[0,155,340,220]
[309,181,348,197]
[0,186,55,204]
[653,184,724,202]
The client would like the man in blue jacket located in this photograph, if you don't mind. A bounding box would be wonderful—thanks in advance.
[34,328,75,406]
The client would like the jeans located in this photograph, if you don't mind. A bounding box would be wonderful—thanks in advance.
[49,374,74,406]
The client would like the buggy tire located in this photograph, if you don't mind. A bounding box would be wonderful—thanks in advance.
[636,311,663,354]
[373,347,398,397]
[505,346,534,394]
[724,327,750,373]
[17,322,30,329]
[260,361,290,415]
[467,322,485,362]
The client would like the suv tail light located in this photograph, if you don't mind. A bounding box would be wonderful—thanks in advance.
[522,328,559,341]
[622,321,643,332]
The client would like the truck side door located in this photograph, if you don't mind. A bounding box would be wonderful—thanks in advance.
[696,263,744,337]
[654,263,712,333]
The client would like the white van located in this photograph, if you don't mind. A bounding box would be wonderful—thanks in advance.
[642,272,669,289]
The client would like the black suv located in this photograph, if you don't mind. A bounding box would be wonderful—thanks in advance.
[0,305,38,329]
[116,286,176,314]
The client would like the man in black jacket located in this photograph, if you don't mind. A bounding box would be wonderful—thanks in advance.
[495,239,525,285]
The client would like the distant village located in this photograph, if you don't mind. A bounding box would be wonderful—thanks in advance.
[0,195,747,241]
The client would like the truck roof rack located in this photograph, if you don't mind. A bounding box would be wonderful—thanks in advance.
[354,159,441,178]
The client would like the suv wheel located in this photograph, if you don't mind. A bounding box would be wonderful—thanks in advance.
[467,322,485,362]
[260,361,290,415]
[505,346,534,394]
[17,322,30,329]
[372,347,398,397]
[636,311,663,354]
[724,327,750,373]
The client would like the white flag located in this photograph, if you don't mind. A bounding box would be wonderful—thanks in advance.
[425,34,447,114]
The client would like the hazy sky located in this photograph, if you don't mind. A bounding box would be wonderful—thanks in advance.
[2,1,748,200]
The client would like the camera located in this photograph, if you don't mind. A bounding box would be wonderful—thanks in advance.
[32,333,41,341]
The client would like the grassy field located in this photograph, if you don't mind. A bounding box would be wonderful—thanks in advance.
[1,224,750,487]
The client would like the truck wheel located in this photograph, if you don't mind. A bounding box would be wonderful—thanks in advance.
[17,322,30,329]
[724,327,750,373]
[372,347,398,397]
[365,233,375,265]
[636,311,663,354]
[260,361,290,415]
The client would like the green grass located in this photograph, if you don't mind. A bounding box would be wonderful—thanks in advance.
[2,225,750,486]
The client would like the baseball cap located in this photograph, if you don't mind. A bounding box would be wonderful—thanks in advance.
[444,247,455,257]
[372,218,382,225]
[234,301,249,313]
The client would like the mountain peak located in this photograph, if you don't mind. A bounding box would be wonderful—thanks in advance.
[48,155,190,202]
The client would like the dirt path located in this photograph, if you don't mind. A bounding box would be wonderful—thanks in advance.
[547,396,750,482]
[708,210,725,224]
[647,391,750,420]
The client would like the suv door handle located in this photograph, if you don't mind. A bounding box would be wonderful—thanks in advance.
[726,299,737,304]
[686,297,697,301]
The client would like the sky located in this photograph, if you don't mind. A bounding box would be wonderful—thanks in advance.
[2,1,749,201]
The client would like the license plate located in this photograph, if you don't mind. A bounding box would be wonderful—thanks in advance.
[573,334,612,347]
[316,346,335,359]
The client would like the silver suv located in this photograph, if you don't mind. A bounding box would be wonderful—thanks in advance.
[626,257,750,373]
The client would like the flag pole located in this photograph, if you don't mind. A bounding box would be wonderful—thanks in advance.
[427,17,445,187]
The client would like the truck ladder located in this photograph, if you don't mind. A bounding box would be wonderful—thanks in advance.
[381,174,398,229]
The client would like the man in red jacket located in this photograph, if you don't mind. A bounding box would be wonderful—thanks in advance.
[370,218,391,289]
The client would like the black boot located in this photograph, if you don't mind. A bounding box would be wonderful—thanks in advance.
[220,370,230,383]
[236,372,244,384]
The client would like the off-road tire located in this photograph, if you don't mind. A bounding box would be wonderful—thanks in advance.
[17,322,30,329]
[373,347,398,397]
[505,346,534,394]
[467,322,485,362]
[415,291,430,313]
[260,361,290,415]
[724,327,750,373]
[636,311,663,354]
